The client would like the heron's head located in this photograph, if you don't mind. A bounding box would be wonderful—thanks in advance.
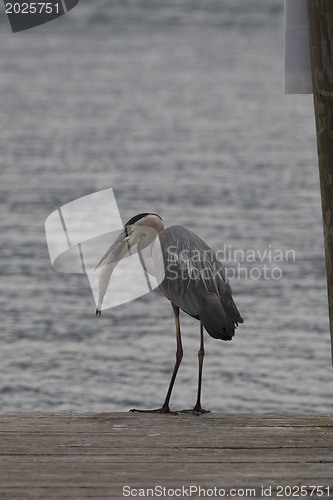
[94,213,164,274]
[94,213,164,315]
[124,213,164,236]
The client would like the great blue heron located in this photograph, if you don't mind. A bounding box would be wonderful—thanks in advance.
[95,213,243,414]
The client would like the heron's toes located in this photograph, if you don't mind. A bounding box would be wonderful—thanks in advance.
[129,407,178,415]
[180,407,211,415]
[193,408,211,416]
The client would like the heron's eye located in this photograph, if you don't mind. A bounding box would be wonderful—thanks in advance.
[124,226,131,238]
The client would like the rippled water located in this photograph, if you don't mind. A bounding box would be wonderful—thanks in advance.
[0,0,332,414]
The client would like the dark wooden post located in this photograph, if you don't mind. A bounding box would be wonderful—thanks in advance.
[307,0,333,371]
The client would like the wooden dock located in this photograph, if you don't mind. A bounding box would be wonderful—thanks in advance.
[0,412,332,499]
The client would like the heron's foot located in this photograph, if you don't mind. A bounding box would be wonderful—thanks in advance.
[180,405,211,416]
[129,406,178,415]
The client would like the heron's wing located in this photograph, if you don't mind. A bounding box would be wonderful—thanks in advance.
[158,225,243,339]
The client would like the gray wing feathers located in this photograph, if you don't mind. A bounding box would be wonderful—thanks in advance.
[158,226,243,341]
[199,293,235,340]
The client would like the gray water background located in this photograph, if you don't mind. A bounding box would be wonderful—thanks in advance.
[1,0,332,414]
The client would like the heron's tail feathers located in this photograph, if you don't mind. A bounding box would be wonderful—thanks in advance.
[200,293,241,341]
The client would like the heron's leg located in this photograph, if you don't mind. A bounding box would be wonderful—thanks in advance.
[181,322,210,415]
[129,303,182,415]
[192,322,210,414]
[159,303,183,412]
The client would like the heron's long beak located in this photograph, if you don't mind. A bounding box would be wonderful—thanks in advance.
[94,224,160,316]
[94,227,134,271]
[94,226,137,316]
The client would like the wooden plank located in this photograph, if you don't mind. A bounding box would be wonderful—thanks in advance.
[0,413,332,499]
